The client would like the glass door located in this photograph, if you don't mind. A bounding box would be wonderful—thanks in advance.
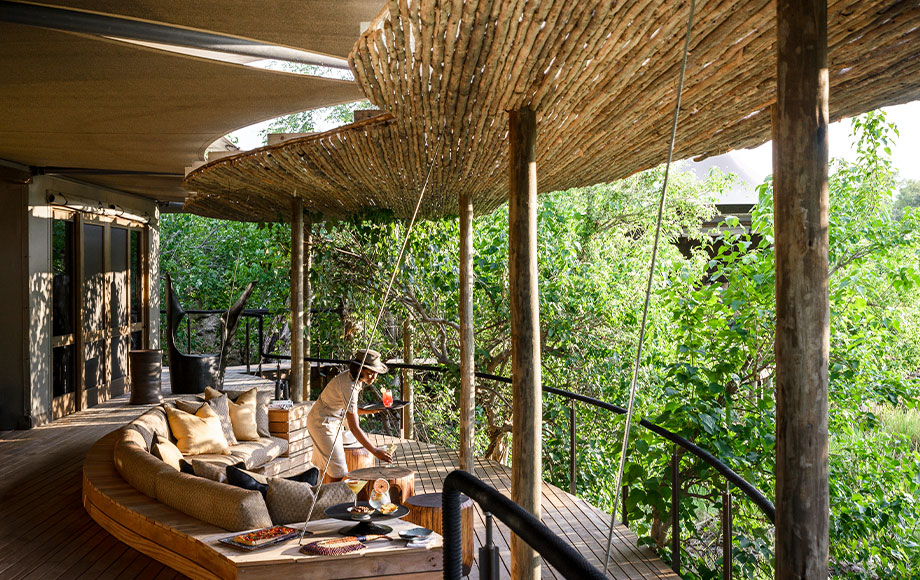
[51,216,77,418]
[82,221,106,407]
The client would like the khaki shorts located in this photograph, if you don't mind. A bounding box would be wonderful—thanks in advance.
[307,411,348,478]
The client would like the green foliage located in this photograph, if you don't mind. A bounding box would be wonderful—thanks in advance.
[165,109,920,579]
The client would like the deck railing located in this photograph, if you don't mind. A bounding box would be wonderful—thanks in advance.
[159,309,775,577]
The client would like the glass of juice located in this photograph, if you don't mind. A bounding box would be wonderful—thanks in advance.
[382,388,393,408]
[344,479,366,507]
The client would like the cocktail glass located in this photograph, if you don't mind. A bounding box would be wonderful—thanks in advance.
[382,388,393,408]
[344,479,366,507]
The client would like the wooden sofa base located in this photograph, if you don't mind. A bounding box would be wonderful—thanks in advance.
[83,431,442,580]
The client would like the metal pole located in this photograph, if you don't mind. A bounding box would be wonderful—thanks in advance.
[258,314,264,375]
[569,398,577,495]
[671,444,680,574]
[245,317,251,374]
[723,481,733,580]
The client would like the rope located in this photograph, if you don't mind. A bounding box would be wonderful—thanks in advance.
[298,144,441,543]
[604,0,696,572]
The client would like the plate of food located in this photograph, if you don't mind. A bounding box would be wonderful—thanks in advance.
[398,527,433,540]
[219,525,299,551]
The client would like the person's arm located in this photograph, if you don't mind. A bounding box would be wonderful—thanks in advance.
[346,411,392,462]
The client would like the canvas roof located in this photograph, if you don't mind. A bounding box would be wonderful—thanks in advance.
[0,1,384,200]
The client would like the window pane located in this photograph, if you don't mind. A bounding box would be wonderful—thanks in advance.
[52,344,76,397]
[130,230,142,324]
[52,220,74,337]
[110,227,128,330]
[83,224,105,334]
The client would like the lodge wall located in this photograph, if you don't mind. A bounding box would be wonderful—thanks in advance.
[0,165,161,430]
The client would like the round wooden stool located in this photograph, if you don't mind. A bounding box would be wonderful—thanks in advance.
[404,492,474,576]
[343,442,374,473]
[345,465,416,505]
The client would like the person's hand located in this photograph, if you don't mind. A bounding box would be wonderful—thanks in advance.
[373,447,393,463]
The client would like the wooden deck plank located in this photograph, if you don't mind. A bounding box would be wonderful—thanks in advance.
[1,369,678,580]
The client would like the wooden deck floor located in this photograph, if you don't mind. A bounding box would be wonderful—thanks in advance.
[0,369,677,580]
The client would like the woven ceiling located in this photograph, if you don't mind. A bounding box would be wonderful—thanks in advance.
[184,0,920,222]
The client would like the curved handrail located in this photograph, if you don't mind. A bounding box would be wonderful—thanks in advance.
[261,352,776,522]
[442,470,607,580]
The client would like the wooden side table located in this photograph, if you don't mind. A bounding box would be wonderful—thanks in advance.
[344,442,375,473]
[404,492,474,576]
[268,402,312,460]
[345,465,416,505]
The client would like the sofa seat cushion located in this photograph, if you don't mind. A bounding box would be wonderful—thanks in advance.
[229,437,289,469]
[155,469,272,532]
[113,427,173,500]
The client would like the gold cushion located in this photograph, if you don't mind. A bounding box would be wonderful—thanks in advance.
[151,433,185,471]
[208,386,259,441]
[166,404,231,456]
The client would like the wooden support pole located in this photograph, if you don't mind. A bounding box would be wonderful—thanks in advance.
[508,107,541,580]
[402,319,414,440]
[459,190,476,474]
[304,217,313,400]
[774,0,830,577]
[290,197,304,403]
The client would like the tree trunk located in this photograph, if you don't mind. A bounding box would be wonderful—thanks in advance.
[508,107,541,580]
[774,0,830,577]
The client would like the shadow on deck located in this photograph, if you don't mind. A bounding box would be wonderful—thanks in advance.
[0,369,677,580]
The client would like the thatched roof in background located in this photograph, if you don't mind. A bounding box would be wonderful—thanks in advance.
[184,0,920,222]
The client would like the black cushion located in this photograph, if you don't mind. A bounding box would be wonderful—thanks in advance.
[227,464,268,498]
[285,466,319,486]
[178,459,195,475]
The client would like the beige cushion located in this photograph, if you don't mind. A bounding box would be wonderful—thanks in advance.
[222,388,272,437]
[112,427,173,499]
[266,479,352,525]
[183,392,238,446]
[155,469,272,532]
[191,459,228,484]
[230,437,288,469]
[166,404,231,456]
[151,433,185,471]
[128,406,171,450]
[211,387,259,441]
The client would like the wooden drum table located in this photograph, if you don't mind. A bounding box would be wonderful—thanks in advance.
[343,442,375,473]
[345,465,416,505]
[404,492,475,576]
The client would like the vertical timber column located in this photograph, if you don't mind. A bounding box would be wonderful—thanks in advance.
[290,197,304,403]
[304,217,313,400]
[774,0,829,578]
[459,190,476,474]
[508,107,541,580]
[402,319,414,439]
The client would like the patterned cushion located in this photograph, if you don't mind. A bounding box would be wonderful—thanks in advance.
[191,459,228,483]
[213,387,259,441]
[230,437,288,469]
[204,391,239,446]
[151,433,184,471]
[155,469,272,532]
[166,404,231,455]
[222,388,272,437]
[266,479,353,525]
[112,427,173,499]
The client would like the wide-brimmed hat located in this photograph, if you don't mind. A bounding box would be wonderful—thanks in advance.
[351,349,388,374]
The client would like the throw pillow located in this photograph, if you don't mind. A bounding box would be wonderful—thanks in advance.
[265,479,352,524]
[222,388,272,437]
[200,389,238,446]
[178,459,196,475]
[227,464,268,498]
[191,459,228,484]
[165,404,231,456]
[151,433,185,471]
[286,466,320,486]
[213,387,259,441]
[174,399,204,414]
